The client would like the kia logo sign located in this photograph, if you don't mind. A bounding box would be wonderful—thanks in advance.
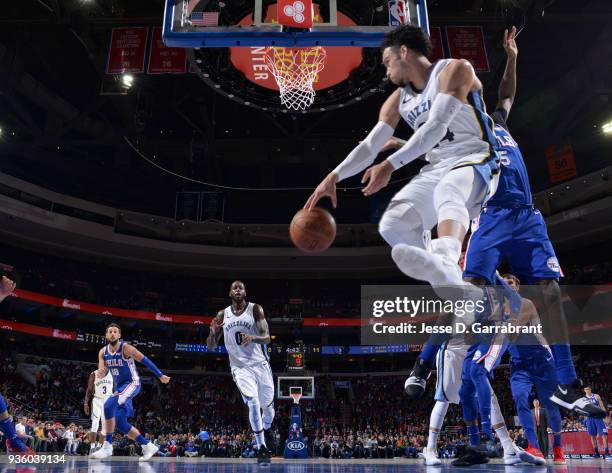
[287,441,305,451]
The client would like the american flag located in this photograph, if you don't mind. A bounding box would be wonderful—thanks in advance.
[191,11,219,27]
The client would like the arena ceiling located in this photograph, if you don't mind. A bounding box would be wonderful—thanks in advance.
[0,0,611,222]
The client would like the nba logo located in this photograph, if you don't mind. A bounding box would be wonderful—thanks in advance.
[388,0,408,26]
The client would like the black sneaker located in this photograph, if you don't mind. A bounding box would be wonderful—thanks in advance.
[451,447,490,467]
[550,379,606,418]
[404,358,432,400]
[257,445,271,464]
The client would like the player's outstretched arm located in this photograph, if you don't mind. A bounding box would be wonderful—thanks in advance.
[83,372,95,415]
[123,343,170,384]
[497,26,518,117]
[362,60,475,196]
[206,310,225,350]
[97,347,108,379]
[304,90,401,210]
[241,304,271,346]
[0,276,16,304]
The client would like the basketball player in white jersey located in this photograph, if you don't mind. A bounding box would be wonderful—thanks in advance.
[207,281,275,460]
[306,25,499,292]
[84,369,113,454]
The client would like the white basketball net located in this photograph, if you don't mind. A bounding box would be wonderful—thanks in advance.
[264,47,327,111]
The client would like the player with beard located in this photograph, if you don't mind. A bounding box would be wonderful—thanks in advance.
[207,281,275,461]
[91,323,170,461]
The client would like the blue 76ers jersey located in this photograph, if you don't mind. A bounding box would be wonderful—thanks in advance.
[486,121,532,207]
[103,340,140,387]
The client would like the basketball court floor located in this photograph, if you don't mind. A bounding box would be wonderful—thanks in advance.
[0,458,609,473]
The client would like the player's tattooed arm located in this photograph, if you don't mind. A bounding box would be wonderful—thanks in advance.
[207,311,225,350]
[241,304,271,346]
[84,372,95,415]
[123,343,171,384]
[0,276,16,304]
[97,347,108,379]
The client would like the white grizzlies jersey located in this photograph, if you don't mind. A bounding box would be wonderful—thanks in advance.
[223,302,268,369]
[399,59,497,166]
[94,370,113,399]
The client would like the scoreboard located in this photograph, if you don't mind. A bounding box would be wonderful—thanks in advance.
[287,347,305,371]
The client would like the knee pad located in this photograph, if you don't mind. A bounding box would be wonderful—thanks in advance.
[104,396,119,419]
[378,201,426,248]
[115,416,131,434]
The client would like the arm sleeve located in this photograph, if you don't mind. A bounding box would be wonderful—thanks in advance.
[333,121,395,182]
[140,356,163,378]
[386,93,463,170]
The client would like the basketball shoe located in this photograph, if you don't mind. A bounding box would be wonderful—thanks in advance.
[5,439,34,455]
[421,446,441,466]
[550,379,606,418]
[404,358,432,400]
[515,444,546,465]
[90,441,113,459]
[139,442,159,461]
[553,446,566,465]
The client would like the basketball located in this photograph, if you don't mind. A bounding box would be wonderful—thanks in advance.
[290,208,336,253]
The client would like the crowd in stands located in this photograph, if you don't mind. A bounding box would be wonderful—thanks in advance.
[3,245,611,323]
[0,348,609,458]
[0,245,362,318]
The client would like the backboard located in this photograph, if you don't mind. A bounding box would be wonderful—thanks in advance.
[277,376,315,400]
[163,1,429,47]
[163,1,430,113]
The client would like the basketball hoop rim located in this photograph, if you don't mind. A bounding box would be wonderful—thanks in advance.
[290,393,303,404]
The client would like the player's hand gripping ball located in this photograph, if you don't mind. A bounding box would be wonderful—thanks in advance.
[290,207,336,253]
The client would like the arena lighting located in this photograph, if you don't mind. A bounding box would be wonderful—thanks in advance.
[121,73,135,88]
[602,121,612,134]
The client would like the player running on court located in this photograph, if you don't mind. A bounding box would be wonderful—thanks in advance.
[583,386,610,459]
[306,24,500,293]
[91,323,170,461]
[84,367,113,455]
[207,281,275,461]
[0,276,34,455]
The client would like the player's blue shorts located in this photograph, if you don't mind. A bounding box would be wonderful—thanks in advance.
[105,382,140,418]
[463,205,561,284]
[586,418,608,436]
[510,351,558,401]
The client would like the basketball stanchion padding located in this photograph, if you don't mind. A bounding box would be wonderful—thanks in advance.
[284,387,308,459]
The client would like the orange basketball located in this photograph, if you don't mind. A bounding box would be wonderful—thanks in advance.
[290,208,336,253]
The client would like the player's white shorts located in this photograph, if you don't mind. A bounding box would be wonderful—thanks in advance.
[91,397,107,434]
[231,360,274,407]
[388,152,499,232]
[434,339,468,404]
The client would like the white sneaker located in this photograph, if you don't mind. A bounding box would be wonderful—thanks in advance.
[90,441,113,459]
[503,450,522,465]
[139,442,159,461]
[422,446,441,466]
